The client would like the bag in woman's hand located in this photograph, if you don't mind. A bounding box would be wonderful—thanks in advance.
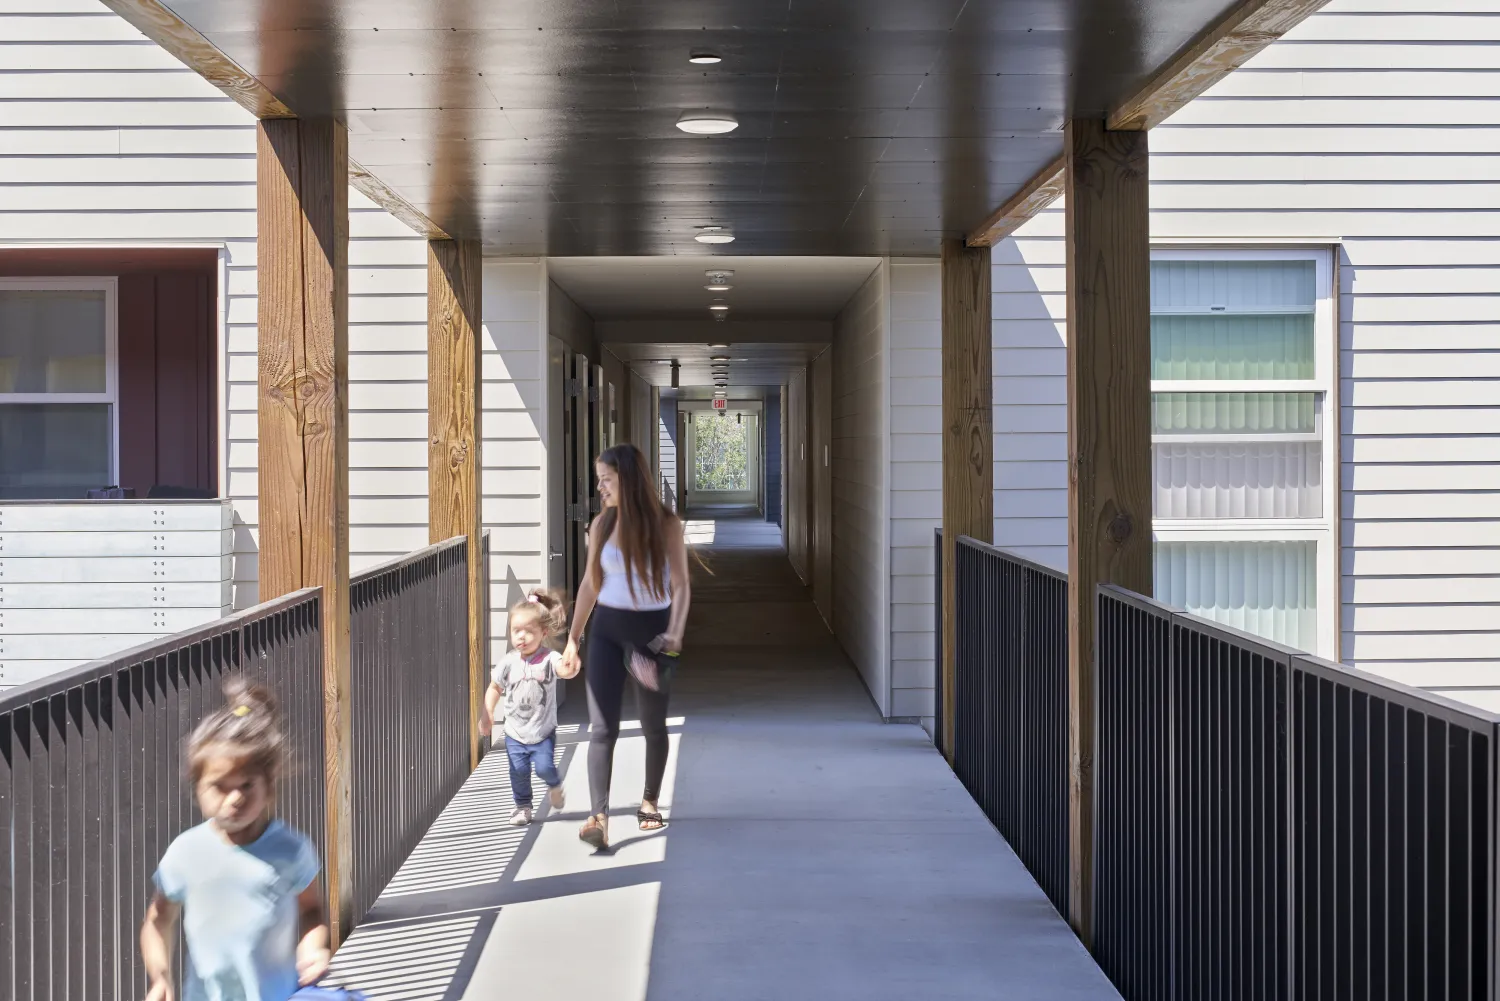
[625,635,678,693]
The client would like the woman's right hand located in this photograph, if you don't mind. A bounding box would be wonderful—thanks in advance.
[559,637,582,679]
[146,979,174,1001]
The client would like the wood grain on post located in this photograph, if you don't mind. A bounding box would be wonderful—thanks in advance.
[256,117,354,943]
[1063,118,1153,944]
[940,239,993,761]
[427,239,485,771]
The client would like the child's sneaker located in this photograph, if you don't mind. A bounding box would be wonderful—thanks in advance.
[548,785,566,810]
[509,806,532,826]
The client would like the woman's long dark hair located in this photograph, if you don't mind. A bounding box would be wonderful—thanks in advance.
[587,444,672,603]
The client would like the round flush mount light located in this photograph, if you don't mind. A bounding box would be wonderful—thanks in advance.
[689,51,723,65]
[704,282,734,292]
[710,355,730,362]
[709,304,730,312]
[695,226,735,245]
[676,111,738,135]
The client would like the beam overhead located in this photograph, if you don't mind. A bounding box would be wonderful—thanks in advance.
[99,0,447,240]
[966,0,1330,248]
[1108,0,1333,132]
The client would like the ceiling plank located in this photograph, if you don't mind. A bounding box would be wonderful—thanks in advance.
[965,0,1329,248]
[964,156,1065,249]
[1107,0,1332,132]
[97,0,448,240]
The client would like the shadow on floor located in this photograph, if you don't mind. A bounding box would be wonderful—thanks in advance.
[327,516,1119,1001]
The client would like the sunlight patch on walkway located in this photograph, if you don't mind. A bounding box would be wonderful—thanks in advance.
[327,915,480,1001]
[683,520,717,544]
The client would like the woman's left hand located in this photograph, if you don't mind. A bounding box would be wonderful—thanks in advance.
[659,632,683,654]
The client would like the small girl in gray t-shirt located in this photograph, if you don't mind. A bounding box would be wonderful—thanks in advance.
[480,588,578,826]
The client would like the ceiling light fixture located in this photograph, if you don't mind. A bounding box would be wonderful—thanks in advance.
[704,283,734,292]
[710,355,730,362]
[676,111,738,135]
[689,51,722,65]
[709,343,730,349]
[695,226,735,244]
[705,270,735,279]
[709,304,730,312]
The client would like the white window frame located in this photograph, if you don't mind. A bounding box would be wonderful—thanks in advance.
[0,277,121,486]
[1149,246,1337,659]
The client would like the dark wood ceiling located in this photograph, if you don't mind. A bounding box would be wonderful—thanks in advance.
[160,0,1243,255]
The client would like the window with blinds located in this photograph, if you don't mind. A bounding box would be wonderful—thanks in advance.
[1149,252,1335,657]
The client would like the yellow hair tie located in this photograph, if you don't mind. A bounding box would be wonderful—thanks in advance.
[232,704,251,717]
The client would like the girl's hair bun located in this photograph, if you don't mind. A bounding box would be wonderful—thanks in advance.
[186,675,288,784]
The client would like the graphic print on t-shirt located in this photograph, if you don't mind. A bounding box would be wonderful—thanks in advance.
[495,649,560,745]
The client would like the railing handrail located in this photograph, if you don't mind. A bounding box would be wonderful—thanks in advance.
[955,534,1066,582]
[1099,581,1500,729]
[351,535,467,586]
[0,585,322,711]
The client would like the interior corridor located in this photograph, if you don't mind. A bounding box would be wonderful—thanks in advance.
[327,514,1116,1000]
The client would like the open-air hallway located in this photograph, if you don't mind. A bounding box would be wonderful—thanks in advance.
[326,514,1119,1000]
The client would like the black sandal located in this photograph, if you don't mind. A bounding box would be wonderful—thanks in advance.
[636,809,666,831]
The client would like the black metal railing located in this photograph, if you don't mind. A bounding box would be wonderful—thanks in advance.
[948,535,1070,917]
[1095,584,1499,1001]
[0,589,325,1001]
[348,537,472,922]
[938,545,1500,1000]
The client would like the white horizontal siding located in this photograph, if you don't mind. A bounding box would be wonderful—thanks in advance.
[481,260,548,666]
[832,263,889,714]
[888,259,941,723]
[0,501,232,689]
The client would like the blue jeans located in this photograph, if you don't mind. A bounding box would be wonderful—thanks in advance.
[505,733,560,808]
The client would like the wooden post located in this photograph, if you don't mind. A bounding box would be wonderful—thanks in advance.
[940,239,993,760]
[1063,118,1153,944]
[255,117,353,941]
[427,239,484,770]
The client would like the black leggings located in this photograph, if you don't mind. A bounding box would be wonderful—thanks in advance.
[585,604,672,818]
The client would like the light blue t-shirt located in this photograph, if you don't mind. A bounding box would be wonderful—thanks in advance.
[154,818,321,1001]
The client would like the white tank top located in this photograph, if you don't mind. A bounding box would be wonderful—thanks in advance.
[597,538,671,611]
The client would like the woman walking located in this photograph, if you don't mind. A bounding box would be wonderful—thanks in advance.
[563,444,690,850]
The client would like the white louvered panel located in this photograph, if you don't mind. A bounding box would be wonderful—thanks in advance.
[1153,441,1322,519]
[1155,540,1318,652]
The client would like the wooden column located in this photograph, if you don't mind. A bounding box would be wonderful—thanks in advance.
[427,239,484,770]
[255,117,353,939]
[940,239,993,759]
[1063,118,1153,943]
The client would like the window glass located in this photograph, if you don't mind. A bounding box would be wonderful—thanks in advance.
[1155,540,1317,651]
[0,290,108,393]
[1150,260,1315,381]
[0,403,112,499]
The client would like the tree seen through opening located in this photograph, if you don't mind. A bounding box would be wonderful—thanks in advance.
[694,411,748,491]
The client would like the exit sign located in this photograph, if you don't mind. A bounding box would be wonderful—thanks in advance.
[711,398,727,411]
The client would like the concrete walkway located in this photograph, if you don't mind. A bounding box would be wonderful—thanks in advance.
[328,515,1119,1000]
